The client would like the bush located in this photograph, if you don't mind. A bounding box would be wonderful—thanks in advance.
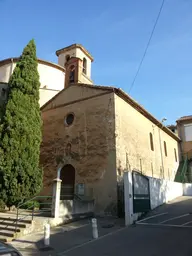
[20,200,40,210]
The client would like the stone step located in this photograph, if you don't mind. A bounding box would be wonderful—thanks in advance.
[0,236,10,242]
[0,225,20,232]
[0,216,32,224]
[0,230,15,237]
[0,221,27,228]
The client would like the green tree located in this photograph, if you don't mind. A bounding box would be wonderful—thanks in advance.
[0,39,42,206]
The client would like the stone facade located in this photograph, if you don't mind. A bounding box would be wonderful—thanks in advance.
[41,85,117,214]
[40,84,180,215]
[115,95,179,181]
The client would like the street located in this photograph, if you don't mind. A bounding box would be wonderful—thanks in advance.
[11,196,192,256]
[59,224,192,256]
[58,197,192,256]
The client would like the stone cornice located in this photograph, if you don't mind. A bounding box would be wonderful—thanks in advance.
[56,44,94,62]
[0,57,65,72]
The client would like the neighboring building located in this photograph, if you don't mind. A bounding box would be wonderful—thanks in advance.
[0,44,93,107]
[177,115,192,160]
[40,44,180,215]
[167,124,178,135]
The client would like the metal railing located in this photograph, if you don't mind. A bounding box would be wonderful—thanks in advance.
[175,157,188,183]
[180,157,188,182]
[15,195,53,232]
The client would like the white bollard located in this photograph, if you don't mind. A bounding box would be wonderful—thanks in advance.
[92,218,98,239]
[44,223,50,246]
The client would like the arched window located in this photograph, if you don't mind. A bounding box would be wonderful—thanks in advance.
[164,141,167,157]
[83,58,87,74]
[66,55,70,62]
[69,65,75,83]
[174,148,177,162]
[149,132,154,151]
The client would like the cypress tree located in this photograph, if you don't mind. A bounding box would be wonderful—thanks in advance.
[0,39,42,206]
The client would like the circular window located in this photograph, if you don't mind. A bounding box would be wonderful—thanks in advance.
[65,113,74,126]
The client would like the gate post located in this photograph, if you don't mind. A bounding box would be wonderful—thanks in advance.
[123,171,134,226]
[52,178,62,218]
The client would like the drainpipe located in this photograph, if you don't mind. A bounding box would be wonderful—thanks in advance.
[57,166,62,179]
[158,127,164,178]
[158,118,167,179]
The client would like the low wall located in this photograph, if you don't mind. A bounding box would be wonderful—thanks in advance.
[183,183,192,196]
[124,171,192,226]
[59,199,94,217]
[149,177,183,209]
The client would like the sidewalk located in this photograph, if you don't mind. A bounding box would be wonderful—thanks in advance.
[10,217,125,256]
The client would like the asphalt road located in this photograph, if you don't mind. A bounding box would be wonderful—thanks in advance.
[58,196,192,256]
[11,196,192,256]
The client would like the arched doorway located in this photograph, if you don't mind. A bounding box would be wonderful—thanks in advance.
[60,164,75,200]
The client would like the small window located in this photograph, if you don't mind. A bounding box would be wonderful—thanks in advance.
[65,113,74,126]
[149,133,154,151]
[184,124,192,142]
[174,148,177,162]
[66,55,70,62]
[164,141,167,157]
[69,65,75,83]
[83,58,87,74]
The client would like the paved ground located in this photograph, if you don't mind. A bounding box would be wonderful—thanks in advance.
[137,196,192,227]
[10,196,192,255]
[10,216,124,255]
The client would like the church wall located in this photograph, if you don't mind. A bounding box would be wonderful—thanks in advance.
[42,85,111,111]
[0,61,65,91]
[38,63,65,91]
[0,63,14,83]
[58,49,77,67]
[39,88,60,107]
[79,72,93,84]
[40,92,117,215]
[115,95,179,181]
[0,61,65,107]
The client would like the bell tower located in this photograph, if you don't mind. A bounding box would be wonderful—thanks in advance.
[56,44,94,88]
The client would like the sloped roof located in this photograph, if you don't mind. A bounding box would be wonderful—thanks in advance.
[177,115,192,122]
[56,44,94,62]
[41,83,180,142]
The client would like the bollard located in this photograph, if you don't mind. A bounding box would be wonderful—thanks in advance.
[44,223,50,246]
[92,218,98,239]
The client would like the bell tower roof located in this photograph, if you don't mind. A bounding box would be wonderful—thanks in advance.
[55,44,94,62]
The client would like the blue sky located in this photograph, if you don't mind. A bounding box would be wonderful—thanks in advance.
[0,0,191,124]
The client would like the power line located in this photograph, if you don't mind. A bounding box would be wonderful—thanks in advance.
[129,0,165,94]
